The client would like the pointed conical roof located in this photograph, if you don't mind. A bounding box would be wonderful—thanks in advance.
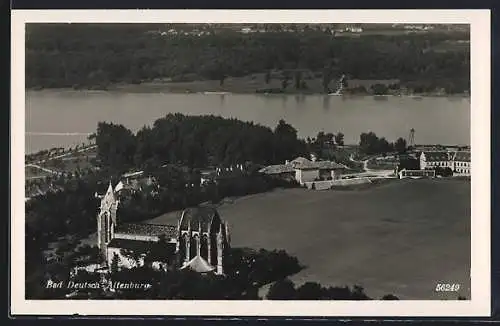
[99,181,118,224]
[181,255,215,273]
[105,181,114,198]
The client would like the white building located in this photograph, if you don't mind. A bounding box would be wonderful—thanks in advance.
[398,169,436,179]
[419,151,452,170]
[419,151,471,175]
[452,151,471,175]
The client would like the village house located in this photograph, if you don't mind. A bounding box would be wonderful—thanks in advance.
[452,151,471,175]
[199,164,247,187]
[259,156,346,185]
[112,170,159,197]
[419,151,471,175]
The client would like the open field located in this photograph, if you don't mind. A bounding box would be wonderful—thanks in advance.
[149,178,470,300]
[42,156,96,173]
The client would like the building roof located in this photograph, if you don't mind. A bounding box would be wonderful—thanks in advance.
[291,157,345,170]
[421,151,450,162]
[115,223,177,239]
[122,171,144,178]
[422,151,471,163]
[179,206,221,233]
[453,151,471,162]
[180,255,215,273]
[107,238,153,251]
[291,157,310,165]
[99,182,118,224]
[258,164,295,174]
[259,158,345,174]
[311,161,346,170]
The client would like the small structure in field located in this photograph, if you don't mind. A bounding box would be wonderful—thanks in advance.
[398,169,436,179]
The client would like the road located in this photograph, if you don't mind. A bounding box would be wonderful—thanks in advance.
[26,164,63,176]
[347,154,395,178]
[25,145,97,181]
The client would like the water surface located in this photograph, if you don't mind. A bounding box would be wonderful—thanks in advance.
[26,91,470,154]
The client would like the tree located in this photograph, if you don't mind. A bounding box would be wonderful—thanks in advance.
[120,248,143,266]
[442,167,453,177]
[264,70,271,84]
[378,138,392,155]
[371,83,389,95]
[351,285,370,300]
[145,234,176,266]
[294,71,302,90]
[95,122,136,171]
[394,137,407,154]
[322,67,333,93]
[219,75,227,86]
[110,253,120,273]
[267,278,296,300]
[281,77,290,90]
[359,132,380,155]
[295,282,325,300]
[381,294,399,300]
[334,132,345,146]
[273,119,305,163]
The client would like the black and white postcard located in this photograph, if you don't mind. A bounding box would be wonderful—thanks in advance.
[10,9,491,317]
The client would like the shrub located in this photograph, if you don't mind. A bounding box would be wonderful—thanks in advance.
[381,294,399,300]
[267,278,296,300]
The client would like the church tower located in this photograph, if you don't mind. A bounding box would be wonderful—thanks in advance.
[96,182,119,265]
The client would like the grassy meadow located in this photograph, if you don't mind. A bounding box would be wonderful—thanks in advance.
[150,178,471,300]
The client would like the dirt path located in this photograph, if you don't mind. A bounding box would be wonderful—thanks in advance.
[28,145,97,165]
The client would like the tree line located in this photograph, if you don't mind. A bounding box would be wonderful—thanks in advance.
[94,114,307,172]
[26,24,469,94]
[28,241,402,300]
[359,132,408,156]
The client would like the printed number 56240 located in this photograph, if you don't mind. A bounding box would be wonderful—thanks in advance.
[435,283,460,292]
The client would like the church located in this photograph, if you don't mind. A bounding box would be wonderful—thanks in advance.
[96,182,231,275]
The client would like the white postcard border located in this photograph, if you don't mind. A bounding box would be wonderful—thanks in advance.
[11,9,491,317]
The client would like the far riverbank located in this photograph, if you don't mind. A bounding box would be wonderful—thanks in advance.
[27,73,470,98]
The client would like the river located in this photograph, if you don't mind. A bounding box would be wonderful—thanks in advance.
[25,91,470,154]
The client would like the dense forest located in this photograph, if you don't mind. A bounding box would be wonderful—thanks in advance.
[26,24,470,93]
[94,113,308,172]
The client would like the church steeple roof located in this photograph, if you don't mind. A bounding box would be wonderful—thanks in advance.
[99,181,118,224]
[106,181,114,198]
[102,181,115,203]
